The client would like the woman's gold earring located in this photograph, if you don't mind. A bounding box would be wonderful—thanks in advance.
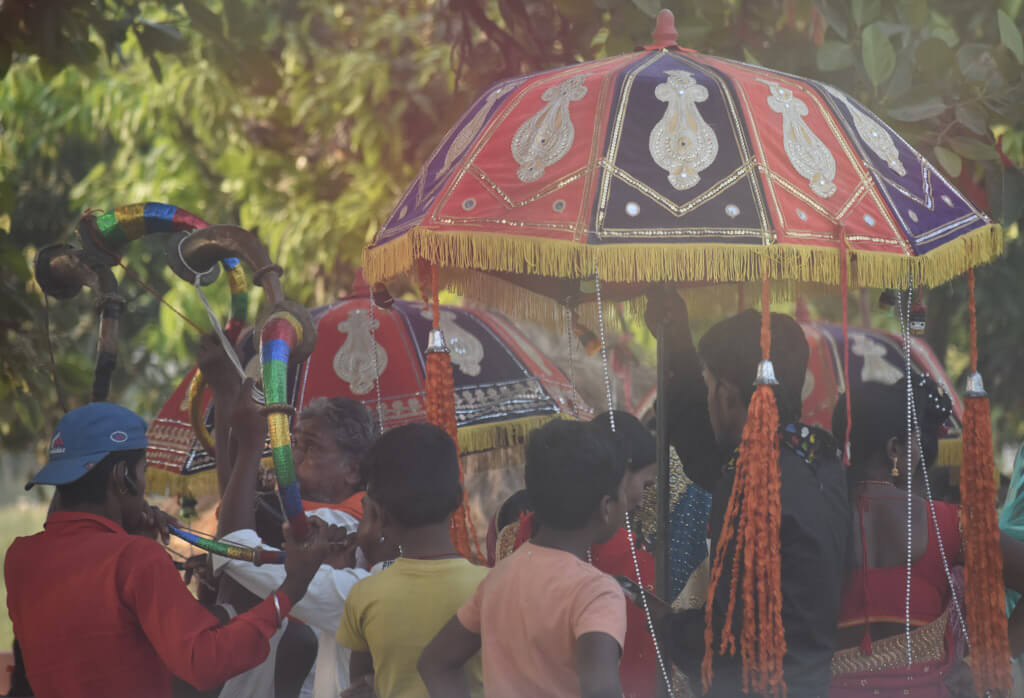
[891,458,900,479]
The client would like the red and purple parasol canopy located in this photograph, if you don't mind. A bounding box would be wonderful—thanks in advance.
[363,16,1000,318]
[147,290,589,495]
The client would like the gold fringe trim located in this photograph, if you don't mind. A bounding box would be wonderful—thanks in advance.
[936,437,963,469]
[364,224,1003,291]
[445,269,621,332]
[146,466,220,498]
[444,271,806,333]
[457,414,573,455]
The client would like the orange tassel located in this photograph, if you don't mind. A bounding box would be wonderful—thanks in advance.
[960,270,1012,696]
[424,265,482,562]
[703,272,786,698]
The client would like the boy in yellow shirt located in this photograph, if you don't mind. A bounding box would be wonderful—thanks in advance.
[336,423,486,698]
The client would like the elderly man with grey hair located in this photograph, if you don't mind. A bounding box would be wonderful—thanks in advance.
[198,336,381,698]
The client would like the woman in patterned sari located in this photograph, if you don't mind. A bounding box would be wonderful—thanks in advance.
[830,377,1024,696]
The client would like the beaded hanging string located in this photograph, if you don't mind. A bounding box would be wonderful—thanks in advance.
[564,305,581,419]
[960,269,1012,695]
[898,285,916,664]
[593,267,616,433]
[593,265,674,697]
[910,385,970,644]
[702,263,785,697]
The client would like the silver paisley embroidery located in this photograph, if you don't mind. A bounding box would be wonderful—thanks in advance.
[421,309,485,376]
[443,83,516,173]
[649,70,719,191]
[851,333,903,384]
[333,309,388,395]
[821,85,905,176]
[758,79,837,198]
[511,75,588,182]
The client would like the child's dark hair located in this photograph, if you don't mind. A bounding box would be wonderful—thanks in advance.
[525,420,623,530]
[363,423,462,528]
[590,411,655,472]
[56,449,145,508]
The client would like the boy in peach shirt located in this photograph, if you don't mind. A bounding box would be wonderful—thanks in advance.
[419,420,628,698]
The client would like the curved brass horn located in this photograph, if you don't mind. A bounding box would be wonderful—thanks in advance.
[34,244,124,402]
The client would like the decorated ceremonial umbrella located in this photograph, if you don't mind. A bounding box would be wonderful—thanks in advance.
[362,9,1008,695]
[147,286,590,496]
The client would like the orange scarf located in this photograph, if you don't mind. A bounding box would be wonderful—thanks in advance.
[301,491,364,521]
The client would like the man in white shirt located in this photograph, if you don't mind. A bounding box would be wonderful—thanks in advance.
[199,330,380,698]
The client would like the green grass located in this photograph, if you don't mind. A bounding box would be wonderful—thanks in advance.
[0,500,49,650]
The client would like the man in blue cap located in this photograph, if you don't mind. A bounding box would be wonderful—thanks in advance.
[5,402,333,698]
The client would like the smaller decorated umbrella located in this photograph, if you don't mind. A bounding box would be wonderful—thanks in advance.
[147,284,590,496]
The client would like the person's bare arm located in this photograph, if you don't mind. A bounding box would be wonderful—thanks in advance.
[348,650,374,686]
[217,380,267,537]
[576,632,623,698]
[196,335,242,497]
[644,287,722,491]
[418,616,480,698]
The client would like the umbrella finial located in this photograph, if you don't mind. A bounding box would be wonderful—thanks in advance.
[650,9,678,49]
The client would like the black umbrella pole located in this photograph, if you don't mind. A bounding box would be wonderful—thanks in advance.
[655,320,672,698]
[655,320,671,600]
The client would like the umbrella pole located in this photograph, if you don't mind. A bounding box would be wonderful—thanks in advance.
[655,322,671,600]
[655,320,672,697]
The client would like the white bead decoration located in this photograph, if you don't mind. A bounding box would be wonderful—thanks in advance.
[593,264,673,696]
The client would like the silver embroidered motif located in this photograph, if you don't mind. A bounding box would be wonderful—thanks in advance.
[758,79,837,198]
[421,309,485,376]
[851,333,903,384]
[333,309,388,394]
[511,75,588,182]
[649,70,719,191]
[443,83,515,173]
[822,85,905,176]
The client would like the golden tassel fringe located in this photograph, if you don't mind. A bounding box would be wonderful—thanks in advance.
[935,437,963,469]
[457,414,573,455]
[364,224,1003,291]
[145,466,220,498]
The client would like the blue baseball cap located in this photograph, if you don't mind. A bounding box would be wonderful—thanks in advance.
[27,403,148,490]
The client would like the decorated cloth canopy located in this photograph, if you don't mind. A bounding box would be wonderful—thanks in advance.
[147,290,589,496]
[363,14,1000,311]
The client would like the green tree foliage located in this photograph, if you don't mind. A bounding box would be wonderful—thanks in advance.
[1,0,1022,463]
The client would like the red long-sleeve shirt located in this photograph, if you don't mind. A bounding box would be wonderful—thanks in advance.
[5,511,292,698]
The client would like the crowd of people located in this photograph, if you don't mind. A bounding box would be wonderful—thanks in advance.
[5,293,1024,698]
